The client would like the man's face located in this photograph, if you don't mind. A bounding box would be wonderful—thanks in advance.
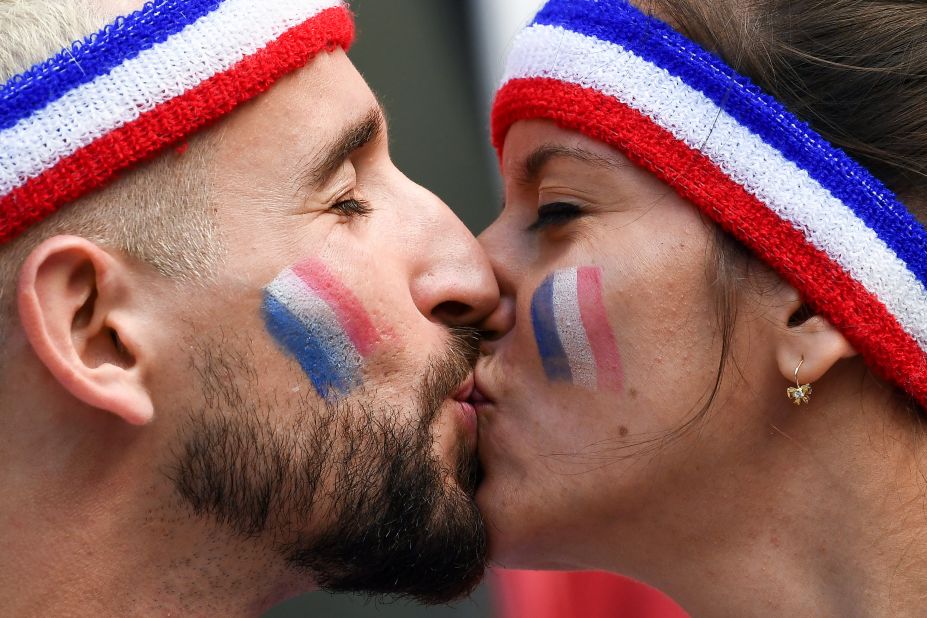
[145,50,498,603]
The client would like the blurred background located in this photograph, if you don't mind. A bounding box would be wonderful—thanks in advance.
[343,0,544,233]
[266,1,687,617]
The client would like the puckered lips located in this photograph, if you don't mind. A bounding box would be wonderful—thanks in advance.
[450,374,479,452]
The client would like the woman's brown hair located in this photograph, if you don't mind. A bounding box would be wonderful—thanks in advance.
[656,0,927,207]
[648,0,927,427]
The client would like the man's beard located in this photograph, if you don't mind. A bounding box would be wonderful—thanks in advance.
[167,328,486,605]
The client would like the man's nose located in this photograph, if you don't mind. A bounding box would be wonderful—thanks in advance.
[407,192,500,327]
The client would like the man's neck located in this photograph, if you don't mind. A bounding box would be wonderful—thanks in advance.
[0,453,312,616]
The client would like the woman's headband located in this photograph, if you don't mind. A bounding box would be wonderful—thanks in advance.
[0,0,354,244]
[492,0,927,408]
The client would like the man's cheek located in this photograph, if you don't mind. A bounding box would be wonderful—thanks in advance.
[261,256,379,401]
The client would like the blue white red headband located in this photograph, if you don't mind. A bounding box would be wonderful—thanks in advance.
[492,0,927,408]
[0,0,354,244]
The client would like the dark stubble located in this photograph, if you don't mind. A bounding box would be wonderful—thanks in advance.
[168,328,486,604]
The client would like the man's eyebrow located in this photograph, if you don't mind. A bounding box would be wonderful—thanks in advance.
[517,144,625,184]
[298,106,386,192]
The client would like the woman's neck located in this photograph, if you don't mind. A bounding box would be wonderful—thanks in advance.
[594,381,927,616]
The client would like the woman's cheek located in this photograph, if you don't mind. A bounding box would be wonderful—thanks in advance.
[530,265,624,393]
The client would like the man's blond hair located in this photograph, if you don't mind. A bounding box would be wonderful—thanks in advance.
[0,0,221,345]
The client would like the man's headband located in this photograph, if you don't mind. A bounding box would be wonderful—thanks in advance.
[492,0,927,407]
[0,0,354,244]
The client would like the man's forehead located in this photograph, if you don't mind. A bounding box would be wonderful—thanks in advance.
[211,49,382,198]
[85,0,374,140]
[222,50,377,144]
[86,1,374,143]
[91,0,147,21]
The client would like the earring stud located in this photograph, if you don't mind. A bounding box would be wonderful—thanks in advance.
[786,356,812,406]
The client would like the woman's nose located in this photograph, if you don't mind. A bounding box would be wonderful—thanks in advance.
[475,217,519,340]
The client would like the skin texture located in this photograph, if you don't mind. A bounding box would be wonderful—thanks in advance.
[530,266,622,391]
[262,257,381,400]
[0,3,499,614]
[476,120,927,616]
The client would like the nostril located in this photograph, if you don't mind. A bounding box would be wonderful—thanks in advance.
[432,300,473,323]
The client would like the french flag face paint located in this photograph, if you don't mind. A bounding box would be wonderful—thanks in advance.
[493,0,927,408]
[263,258,378,402]
[0,0,354,244]
[531,267,623,392]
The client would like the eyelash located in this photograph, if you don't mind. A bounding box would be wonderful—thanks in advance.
[527,202,585,232]
[330,197,372,218]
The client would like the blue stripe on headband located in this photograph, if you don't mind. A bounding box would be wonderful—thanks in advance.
[0,0,223,131]
[534,0,927,290]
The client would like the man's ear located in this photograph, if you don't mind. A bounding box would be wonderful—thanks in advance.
[17,236,154,425]
[770,284,858,387]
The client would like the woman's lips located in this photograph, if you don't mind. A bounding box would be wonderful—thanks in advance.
[455,400,478,450]
[469,371,495,411]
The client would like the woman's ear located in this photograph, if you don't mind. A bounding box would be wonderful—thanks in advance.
[770,285,858,387]
[17,236,154,425]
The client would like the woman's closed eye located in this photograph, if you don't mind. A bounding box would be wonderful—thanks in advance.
[527,201,586,232]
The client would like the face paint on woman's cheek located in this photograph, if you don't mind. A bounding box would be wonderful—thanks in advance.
[262,257,379,402]
[530,266,624,392]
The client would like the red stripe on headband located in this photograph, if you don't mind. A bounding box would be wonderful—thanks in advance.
[0,6,354,244]
[493,77,927,407]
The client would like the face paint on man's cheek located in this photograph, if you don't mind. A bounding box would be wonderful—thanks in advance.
[530,266,624,392]
[262,257,379,401]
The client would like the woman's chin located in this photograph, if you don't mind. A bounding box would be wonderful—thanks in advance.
[475,472,571,570]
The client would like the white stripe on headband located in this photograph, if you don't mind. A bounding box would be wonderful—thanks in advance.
[502,23,927,353]
[0,0,341,196]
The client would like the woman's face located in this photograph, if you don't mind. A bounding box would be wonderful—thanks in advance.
[475,120,785,572]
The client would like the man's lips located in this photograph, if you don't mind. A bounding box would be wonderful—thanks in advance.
[452,374,475,403]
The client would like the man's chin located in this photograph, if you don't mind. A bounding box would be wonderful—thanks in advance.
[175,327,488,603]
[301,463,488,605]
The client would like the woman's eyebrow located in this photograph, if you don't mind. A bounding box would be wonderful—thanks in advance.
[517,144,625,184]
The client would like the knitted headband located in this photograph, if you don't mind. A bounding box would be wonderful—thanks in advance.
[0,0,354,244]
[492,0,927,408]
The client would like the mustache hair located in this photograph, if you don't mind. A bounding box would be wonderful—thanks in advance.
[417,326,481,426]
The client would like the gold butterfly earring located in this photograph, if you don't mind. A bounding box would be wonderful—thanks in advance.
[787,356,813,406]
